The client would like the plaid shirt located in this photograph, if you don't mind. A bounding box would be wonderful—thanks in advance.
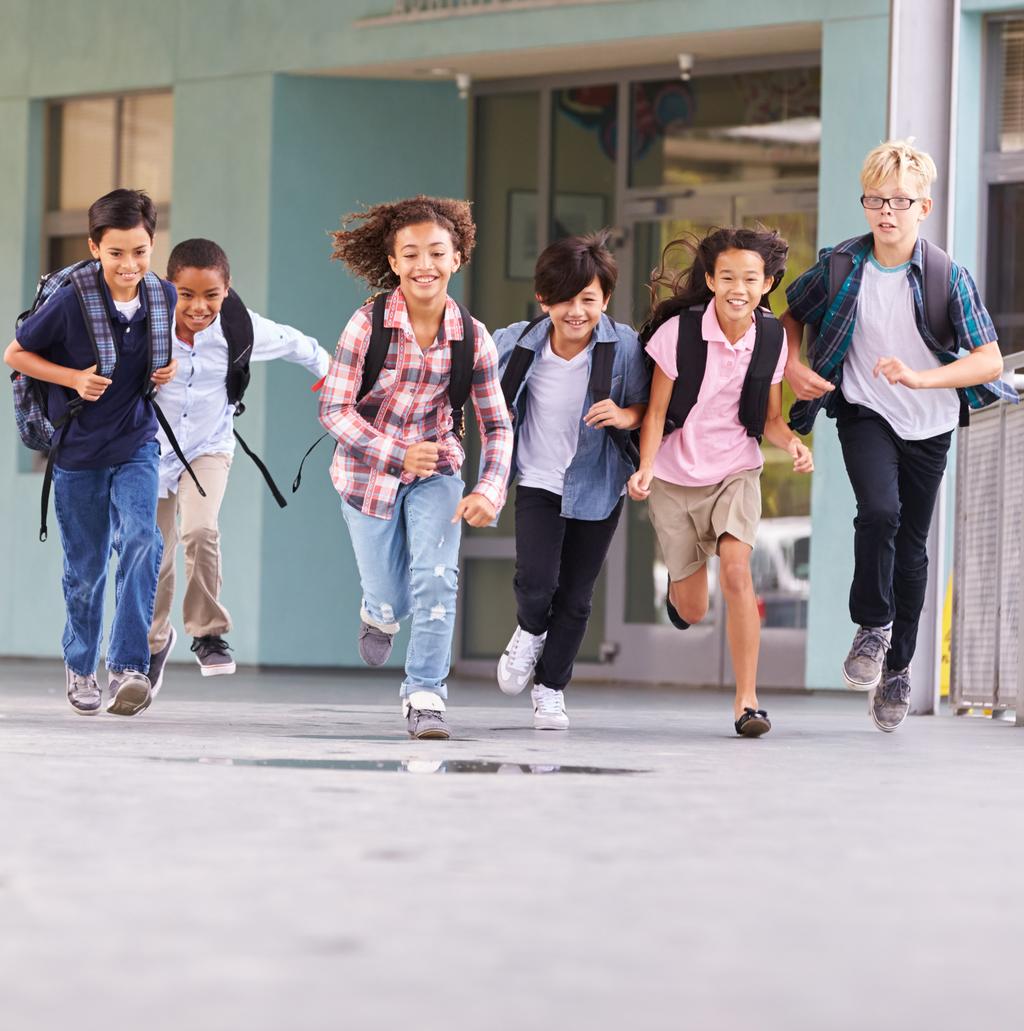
[786,233,1014,434]
[319,290,512,520]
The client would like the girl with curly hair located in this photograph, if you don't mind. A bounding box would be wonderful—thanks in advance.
[628,227,813,738]
[318,196,512,740]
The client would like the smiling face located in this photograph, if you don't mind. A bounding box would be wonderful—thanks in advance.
[387,221,461,307]
[705,248,773,330]
[88,225,153,301]
[861,173,931,252]
[171,265,231,337]
[540,275,608,351]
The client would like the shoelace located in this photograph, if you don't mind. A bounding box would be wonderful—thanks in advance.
[191,635,231,659]
[882,671,911,703]
[852,627,889,661]
[534,690,563,714]
[506,631,543,673]
[70,674,100,701]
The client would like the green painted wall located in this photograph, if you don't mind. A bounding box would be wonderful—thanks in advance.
[802,14,890,690]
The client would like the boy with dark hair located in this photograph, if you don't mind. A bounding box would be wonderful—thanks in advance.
[493,231,648,729]
[783,139,1010,732]
[146,238,330,690]
[5,189,177,716]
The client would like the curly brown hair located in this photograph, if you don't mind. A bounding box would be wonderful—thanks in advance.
[330,195,477,290]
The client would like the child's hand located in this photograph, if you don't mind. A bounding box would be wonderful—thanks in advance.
[151,358,178,389]
[403,441,440,478]
[628,468,654,501]
[874,356,923,389]
[584,399,629,429]
[73,364,112,402]
[785,357,835,400]
[788,437,814,473]
[452,493,495,527]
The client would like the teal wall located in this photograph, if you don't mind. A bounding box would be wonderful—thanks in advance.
[802,14,891,689]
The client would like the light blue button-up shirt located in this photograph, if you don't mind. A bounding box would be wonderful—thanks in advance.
[493,313,649,521]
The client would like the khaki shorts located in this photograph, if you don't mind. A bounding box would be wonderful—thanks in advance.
[647,469,761,581]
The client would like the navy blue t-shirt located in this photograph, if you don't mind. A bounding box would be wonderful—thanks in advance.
[17,276,176,470]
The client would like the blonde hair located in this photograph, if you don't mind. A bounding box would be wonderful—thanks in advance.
[860,138,938,197]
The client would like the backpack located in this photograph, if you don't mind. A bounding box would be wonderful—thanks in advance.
[216,289,287,508]
[499,316,640,470]
[11,260,204,541]
[662,303,783,442]
[291,289,476,492]
[828,235,954,350]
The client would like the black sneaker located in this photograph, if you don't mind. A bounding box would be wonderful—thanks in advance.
[666,573,690,630]
[191,635,236,677]
[147,625,177,702]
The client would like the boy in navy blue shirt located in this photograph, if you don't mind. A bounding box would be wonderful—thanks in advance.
[5,189,177,717]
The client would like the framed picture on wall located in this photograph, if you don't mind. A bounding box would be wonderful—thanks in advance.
[506,190,608,280]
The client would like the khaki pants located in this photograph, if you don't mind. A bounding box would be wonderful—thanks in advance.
[149,453,232,652]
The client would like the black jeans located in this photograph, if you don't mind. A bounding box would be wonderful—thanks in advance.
[513,486,623,690]
[836,392,952,671]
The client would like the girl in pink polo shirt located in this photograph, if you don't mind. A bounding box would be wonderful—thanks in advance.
[628,227,813,737]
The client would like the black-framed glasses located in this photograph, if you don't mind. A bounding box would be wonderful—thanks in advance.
[860,195,923,211]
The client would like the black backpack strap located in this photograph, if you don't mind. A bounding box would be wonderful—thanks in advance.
[37,401,83,542]
[220,289,254,410]
[827,239,861,312]
[500,346,536,412]
[150,398,206,499]
[234,428,287,508]
[920,239,955,352]
[448,303,476,438]
[664,307,707,435]
[587,339,615,403]
[738,307,785,441]
[358,292,392,402]
[291,432,330,493]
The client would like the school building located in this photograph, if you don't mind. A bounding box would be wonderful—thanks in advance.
[0,0,1020,691]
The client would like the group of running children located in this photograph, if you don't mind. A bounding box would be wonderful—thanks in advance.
[4,138,1009,740]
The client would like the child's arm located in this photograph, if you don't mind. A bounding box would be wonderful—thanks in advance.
[781,310,834,401]
[627,367,673,500]
[452,327,513,528]
[4,340,111,401]
[874,342,1003,390]
[762,382,814,473]
[250,311,331,377]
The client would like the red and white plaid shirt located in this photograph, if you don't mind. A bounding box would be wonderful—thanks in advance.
[319,289,513,520]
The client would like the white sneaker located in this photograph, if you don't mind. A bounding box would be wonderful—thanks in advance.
[497,626,547,696]
[532,684,569,731]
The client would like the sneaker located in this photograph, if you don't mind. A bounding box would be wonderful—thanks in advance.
[665,572,690,630]
[358,622,394,667]
[841,625,892,691]
[870,665,912,733]
[497,626,547,696]
[146,626,177,703]
[65,666,101,716]
[532,684,569,731]
[106,670,152,717]
[403,690,450,740]
[191,635,236,677]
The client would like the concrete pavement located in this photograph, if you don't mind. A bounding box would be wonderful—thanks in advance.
[1,659,1022,1031]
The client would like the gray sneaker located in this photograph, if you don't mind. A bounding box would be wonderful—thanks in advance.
[358,622,394,667]
[870,666,912,733]
[146,626,177,704]
[191,635,236,676]
[106,670,152,717]
[65,666,101,716]
[842,625,892,691]
[403,691,450,740]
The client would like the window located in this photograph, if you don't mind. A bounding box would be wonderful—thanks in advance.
[44,91,173,274]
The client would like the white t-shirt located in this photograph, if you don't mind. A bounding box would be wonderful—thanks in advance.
[516,339,590,495]
[113,295,142,321]
[842,257,960,440]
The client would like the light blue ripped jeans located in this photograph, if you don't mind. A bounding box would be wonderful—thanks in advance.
[341,472,464,700]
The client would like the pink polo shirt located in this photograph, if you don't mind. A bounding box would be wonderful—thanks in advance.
[645,304,786,487]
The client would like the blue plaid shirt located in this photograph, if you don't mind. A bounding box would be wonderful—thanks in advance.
[786,233,1014,434]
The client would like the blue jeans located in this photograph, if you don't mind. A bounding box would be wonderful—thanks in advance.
[52,441,163,675]
[341,473,464,700]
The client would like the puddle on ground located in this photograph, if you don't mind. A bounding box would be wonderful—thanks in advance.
[151,757,643,775]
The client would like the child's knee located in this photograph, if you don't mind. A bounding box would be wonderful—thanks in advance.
[669,583,708,624]
[718,560,752,597]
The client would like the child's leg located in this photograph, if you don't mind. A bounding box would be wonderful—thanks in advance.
[887,431,951,671]
[401,473,465,702]
[668,566,710,624]
[177,454,233,639]
[535,498,623,690]
[106,442,164,674]
[148,491,179,653]
[513,487,567,637]
[52,465,115,676]
[718,533,759,717]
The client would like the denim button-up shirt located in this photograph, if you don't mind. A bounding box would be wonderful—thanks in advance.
[493,314,649,521]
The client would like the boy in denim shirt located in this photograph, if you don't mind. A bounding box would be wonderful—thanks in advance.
[5,190,177,717]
